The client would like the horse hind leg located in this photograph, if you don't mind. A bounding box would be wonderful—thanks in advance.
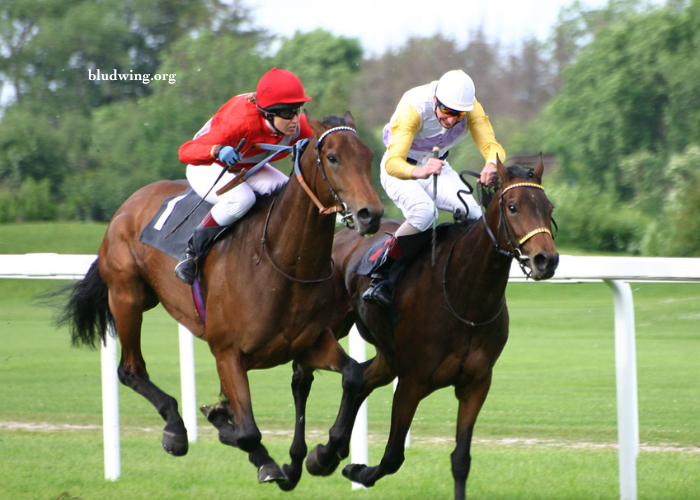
[110,286,189,456]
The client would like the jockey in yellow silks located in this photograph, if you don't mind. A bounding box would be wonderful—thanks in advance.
[363,69,507,308]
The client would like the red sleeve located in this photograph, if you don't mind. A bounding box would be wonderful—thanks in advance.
[178,100,250,165]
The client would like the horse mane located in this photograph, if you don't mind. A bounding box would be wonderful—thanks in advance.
[506,164,535,180]
[439,164,538,240]
[322,114,349,127]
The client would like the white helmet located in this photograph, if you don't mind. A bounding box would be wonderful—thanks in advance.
[435,70,475,112]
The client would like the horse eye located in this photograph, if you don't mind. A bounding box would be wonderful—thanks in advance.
[326,154,338,164]
[508,204,517,213]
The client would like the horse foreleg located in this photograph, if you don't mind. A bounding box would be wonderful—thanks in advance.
[452,373,493,500]
[212,349,286,484]
[110,290,188,456]
[272,361,315,492]
[307,348,396,478]
[342,376,424,488]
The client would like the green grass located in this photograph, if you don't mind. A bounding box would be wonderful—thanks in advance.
[0,222,698,499]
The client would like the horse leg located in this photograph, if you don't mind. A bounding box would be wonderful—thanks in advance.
[342,376,425,488]
[209,349,286,484]
[307,347,395,477]
[110,286,188,456]
[269,361,315,492]
[451,373,493,500]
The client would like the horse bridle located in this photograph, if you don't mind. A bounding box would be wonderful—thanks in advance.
[257,126,359,284]
[292,126,358,228]
[477,180,556,278]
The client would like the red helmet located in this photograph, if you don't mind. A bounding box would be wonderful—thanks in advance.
[256,68,312,110]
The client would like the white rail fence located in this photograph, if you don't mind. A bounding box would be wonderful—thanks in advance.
[2,253,699,500]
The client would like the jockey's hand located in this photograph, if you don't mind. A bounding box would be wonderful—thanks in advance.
[480,162,498,187]
[216,145,242,168]
[411,157,443,179]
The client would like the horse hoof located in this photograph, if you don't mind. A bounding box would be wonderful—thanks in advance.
[258,463,287,484]
[162,430,188,456]
[306,445,340,476]
[200,403,229,428]
[342,463,374,487]
[275,464,300,491]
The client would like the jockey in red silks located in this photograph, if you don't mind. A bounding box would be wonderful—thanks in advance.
[174,68,313,285]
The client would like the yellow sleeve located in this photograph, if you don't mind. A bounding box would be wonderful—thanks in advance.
[384,103,421,180]
[467,99,506,164]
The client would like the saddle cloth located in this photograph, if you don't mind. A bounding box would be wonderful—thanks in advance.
[353,234,393,276]
[138,187,213,259]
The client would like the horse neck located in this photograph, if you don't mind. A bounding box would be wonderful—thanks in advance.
[264,151,336,272]
[452,200,513,297]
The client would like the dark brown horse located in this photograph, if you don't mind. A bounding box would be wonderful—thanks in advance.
[304,157,559,499]
[54,112,383,490]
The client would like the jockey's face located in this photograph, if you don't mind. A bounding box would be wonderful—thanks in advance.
[273,113,301,135]
[433,96,466,129]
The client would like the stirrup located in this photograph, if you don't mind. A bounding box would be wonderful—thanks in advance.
[174,252,197,285]
[362,279,394,308]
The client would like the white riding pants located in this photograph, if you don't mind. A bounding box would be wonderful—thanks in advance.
[186,163,288,226]
[379,152,482,232]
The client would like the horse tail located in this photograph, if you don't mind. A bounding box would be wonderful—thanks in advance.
[53,258,114,349]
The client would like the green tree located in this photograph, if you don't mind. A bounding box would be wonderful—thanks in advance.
[272,29,363,119]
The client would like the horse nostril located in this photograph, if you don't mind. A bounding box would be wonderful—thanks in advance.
[356,208,371,225]
[534,253,549,272]
[534,252,559,273]
[356,207,382,225]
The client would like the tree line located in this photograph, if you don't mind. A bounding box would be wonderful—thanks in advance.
[0,0,698,256]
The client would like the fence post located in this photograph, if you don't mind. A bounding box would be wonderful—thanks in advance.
[178,324,198,443]
[605,279,639,500]
[101,327,120,480]
[349,325,368,490]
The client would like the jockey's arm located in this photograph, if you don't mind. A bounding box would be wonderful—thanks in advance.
[179,119,246,166]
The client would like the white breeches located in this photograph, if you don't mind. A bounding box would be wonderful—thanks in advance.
[186,163,288,226]
[379,153,482,232]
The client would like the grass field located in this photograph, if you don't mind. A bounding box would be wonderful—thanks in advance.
[0,223,698,499]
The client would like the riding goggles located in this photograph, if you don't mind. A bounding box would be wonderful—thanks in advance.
[436,100,467,119]
[274,107,302,120]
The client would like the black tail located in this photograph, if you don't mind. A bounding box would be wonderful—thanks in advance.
[49,259,114,349]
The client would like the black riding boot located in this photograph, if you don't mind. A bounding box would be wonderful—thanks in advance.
[361,249,398,307]
[362,231,432,308]
[174,225,222,285]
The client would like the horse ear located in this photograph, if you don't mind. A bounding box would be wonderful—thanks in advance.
[305,111,326,136]
[534,152,545,180]
[495,154,509,185]
[343,111,357,129]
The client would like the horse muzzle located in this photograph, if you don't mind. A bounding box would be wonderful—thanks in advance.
[528,251,559,281]
[353,205,383,236]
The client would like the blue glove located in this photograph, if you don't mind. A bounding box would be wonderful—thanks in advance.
[216,145,241,168]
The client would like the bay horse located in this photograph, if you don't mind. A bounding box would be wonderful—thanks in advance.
[304,157,559,499]
[53,112,383,490]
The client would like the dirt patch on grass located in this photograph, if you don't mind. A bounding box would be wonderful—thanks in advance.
[2,420,697,453]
